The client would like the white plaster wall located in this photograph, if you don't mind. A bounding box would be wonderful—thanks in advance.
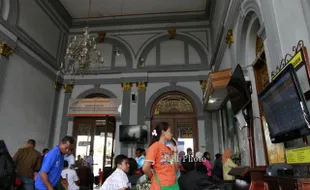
[178,81,202,101]
[145,47,156,66]
[160,40,185,65]
[120,34,155,57]
[1,0,10,20]
[18,0,60,58]
[272,0,310,71]
[0,54,54,155]
[145,83,170,107]
[219,48,232,70]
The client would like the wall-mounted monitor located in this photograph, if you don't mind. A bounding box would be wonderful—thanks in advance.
[119,125,148,143]
[259,64,310,143]
[227,64,252,115]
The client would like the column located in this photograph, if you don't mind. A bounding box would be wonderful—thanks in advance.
[59,84,74,141]
[301,0,310,38]
[47,81,62,148]
[121,82,132,124]
[136,82,147,125]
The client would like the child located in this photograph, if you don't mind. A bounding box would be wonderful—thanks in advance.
[100,155,131,190]
[61,160,79,190]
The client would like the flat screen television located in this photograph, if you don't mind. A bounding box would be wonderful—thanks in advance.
[259,64,310,143]
[227,64,252,115]
[119,125,148,143]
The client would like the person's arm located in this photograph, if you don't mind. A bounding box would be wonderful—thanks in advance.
[228,158,238,168]
[142,162,153,179]
[143,143,157,179]
[13,149,21,162]
[40,151,57,190]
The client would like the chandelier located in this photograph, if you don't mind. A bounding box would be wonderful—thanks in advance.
[60,0,104,77]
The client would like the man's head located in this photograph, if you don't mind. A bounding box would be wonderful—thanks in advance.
[135,148,145,158]
[89,150,94,156]
[77,155,81,160]
[115,154,129,173]
[42,148,49,155]
[215,153,222,160]
[27,139,36,148]
[186,148,193,156]
[59,136,75,155]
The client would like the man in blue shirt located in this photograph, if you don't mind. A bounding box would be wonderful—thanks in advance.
[35,136,75,190]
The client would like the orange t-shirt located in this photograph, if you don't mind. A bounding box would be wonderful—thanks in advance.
[145,142,176,190]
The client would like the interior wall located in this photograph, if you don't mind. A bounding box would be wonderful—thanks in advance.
[0,53,55,154]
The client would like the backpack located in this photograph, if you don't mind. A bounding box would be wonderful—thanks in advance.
[0,141,16,189]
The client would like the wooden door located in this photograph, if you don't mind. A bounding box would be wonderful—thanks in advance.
[73,117,116,178]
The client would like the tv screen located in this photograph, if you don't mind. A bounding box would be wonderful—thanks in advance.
[119,125,148,143]
[227,64,252,115]
[259,64,310,143]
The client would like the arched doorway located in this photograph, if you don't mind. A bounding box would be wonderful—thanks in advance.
[73,93,116,181]
[151,92,198,153]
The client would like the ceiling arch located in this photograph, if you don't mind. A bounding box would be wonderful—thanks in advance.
[138,33,209,67]
[96,37,134,69]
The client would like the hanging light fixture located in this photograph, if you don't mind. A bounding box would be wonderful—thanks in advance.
[60,0,104,77]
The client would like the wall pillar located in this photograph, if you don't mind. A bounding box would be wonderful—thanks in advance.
[121,82,132,124]
[59,84,73,141]
[301,0,310,39]
[47,81,62,148]
[137,82,147,125]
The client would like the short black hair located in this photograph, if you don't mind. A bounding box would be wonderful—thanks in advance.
[42,148,49,154]
[215,153,222,159]
[27,139,36,146]
[114,154,128,166]
[64,160,69,168]
[136,148,145,153]
[127,158,138,176]
[187,148,192,152]
[61,136,75,145]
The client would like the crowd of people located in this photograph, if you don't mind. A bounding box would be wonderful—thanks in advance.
[0,122,239,190]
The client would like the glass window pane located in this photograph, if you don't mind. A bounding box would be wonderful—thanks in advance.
[93,126,105,174]
[76,124,91,160]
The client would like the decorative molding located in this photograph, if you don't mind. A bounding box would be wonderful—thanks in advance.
[184,41,189,65]
[138,33,209,68]
[64,84,74,93]
[71,12,208,28]
[200,80,207,91]
[167,28,176,39]
[76,87,117,98]
[54,81,62,91]
[136,82,147,91]
[7,0,19,26]
[0,42,13,58]
[121,82,132,91]
[225,29,234,47]
[145,85,203,118]
[98,32,106,42]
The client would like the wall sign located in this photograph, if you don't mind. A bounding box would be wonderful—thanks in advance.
[285,146,310,164]
[68,98,121,116]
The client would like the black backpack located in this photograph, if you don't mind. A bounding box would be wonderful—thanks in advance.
[0,141,16,189]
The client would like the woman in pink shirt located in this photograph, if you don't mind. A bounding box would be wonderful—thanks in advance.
[202,152,212,177]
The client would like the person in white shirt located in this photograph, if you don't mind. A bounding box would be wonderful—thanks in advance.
[86,150,94,171]
[61,160,80,190]
[64,148,75,169]
[100,155,131,190]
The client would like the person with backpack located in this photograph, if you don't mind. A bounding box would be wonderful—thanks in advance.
[13,139,41,190]
[0,140,16,190]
